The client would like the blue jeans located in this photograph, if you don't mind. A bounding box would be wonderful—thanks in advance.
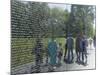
[67,48,74,62]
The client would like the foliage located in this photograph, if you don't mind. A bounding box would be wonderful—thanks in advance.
[67,5,96,37]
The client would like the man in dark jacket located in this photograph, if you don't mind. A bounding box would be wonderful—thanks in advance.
[76,34,81,63]
[81,35,88,66]
[66,34,74,63]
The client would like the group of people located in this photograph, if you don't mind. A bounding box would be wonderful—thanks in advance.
[47,33,96,71]
[64,33,88,66]
[33,33,96,72]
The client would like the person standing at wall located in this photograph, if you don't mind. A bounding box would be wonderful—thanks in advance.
[48,38,57,71]
[66,34,74,63]
[76,33,81,64]
[81,35,88,66]
[57,43,63,66]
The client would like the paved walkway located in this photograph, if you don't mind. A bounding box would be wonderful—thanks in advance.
[11,45,96,75]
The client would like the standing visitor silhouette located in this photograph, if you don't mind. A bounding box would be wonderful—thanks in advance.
[48,38,57,71]
[66,34,74,63]
[81,35,88,66]
[57,43,63,66]
[76,33,82,64]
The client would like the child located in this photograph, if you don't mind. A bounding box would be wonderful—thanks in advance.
[57,43,63,66]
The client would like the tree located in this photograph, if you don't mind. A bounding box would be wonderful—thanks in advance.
[67,5,95,37]
[48,7,69,38]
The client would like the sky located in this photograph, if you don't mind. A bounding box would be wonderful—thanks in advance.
[48,3,71,12]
